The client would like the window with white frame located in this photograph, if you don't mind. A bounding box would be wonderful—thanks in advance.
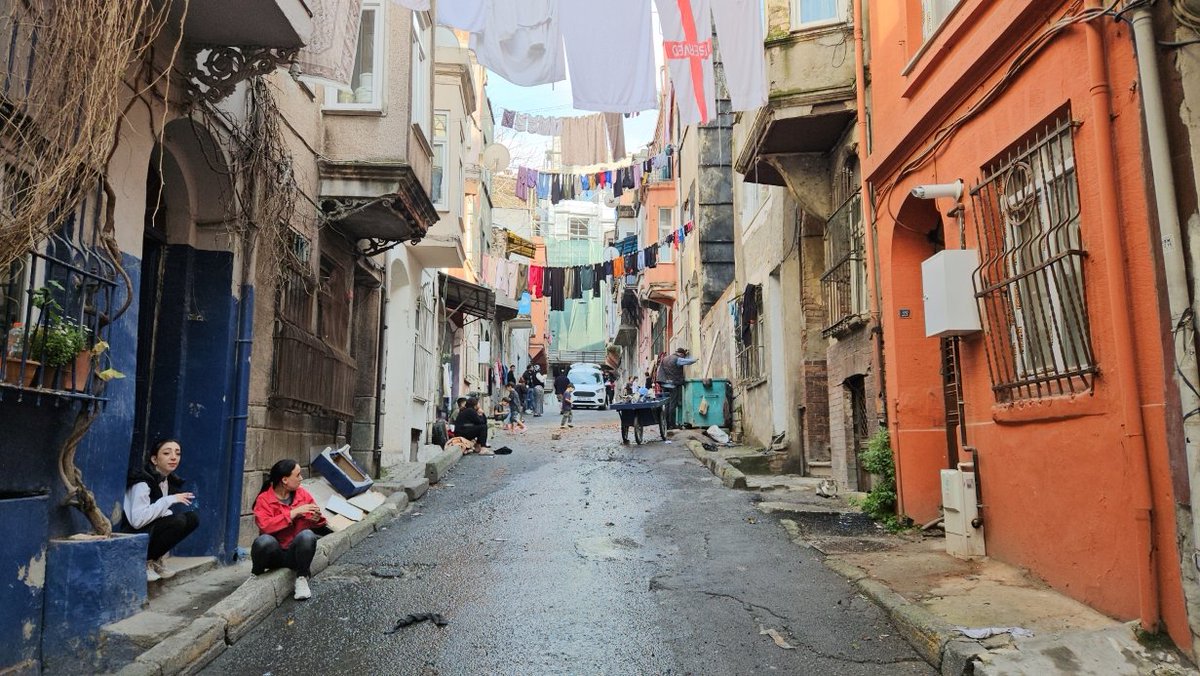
[971,113,1093,402]
[657,207,673,263]
[792,0,843,28]
[568,217,590,240]
[922,0,961,39]
[324,1,385,110]
[431,111,449,209]
[740,180,770,226]
[411,11,432,138]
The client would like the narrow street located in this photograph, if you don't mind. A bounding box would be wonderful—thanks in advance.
[204,411,930,675]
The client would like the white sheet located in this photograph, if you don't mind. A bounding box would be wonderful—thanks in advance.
[711,0,768,111]
[560,0,658,113]
[654,0,716,125]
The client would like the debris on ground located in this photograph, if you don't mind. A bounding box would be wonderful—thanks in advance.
[953,626,1035,639]
[760,627,796,650]
[705,426,731,444]
[384,613,449,634]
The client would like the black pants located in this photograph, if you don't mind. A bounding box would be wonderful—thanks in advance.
[456,423,488,446]
[141,511,199,561]
[660,383,682,430]
[251,530,318,577]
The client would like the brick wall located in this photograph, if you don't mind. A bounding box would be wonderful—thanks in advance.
[826,326,879,490]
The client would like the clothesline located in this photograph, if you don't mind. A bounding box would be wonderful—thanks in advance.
[480,221,697,310]
[495,106,644,138]
[512,149,671,203]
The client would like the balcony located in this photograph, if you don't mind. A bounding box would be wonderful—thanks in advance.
[411,217,466,269]
[153,0,313,103]
[319,160,439,256]
[734,19,857,186]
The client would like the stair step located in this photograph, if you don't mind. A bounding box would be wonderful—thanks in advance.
[147,556,218,598]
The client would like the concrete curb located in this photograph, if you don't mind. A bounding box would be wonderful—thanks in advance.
[821,556,967,674]
[684,440,748,489]
[425,447,463,485]
[116,493,414,676]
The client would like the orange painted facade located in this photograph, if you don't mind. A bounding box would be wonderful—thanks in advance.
[527,237,550,368]
[637,179,678,371]
[863,0,1188,647]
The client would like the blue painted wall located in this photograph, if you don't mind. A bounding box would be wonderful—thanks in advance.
[0,495,49,672]
[40,534,147,672]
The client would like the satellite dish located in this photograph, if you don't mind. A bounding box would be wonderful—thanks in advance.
[481,143,511,172]
[603,189,620,208]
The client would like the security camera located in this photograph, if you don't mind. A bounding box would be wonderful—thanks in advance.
[911,180,964,201]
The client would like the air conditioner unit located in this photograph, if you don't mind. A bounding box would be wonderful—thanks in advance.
[941,462,985,558]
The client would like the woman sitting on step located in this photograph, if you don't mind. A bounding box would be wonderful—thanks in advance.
[123,438,200,582]
[454,396,493,454]
[252,459,326,600]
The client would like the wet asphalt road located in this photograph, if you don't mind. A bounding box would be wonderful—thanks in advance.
[203,409,932,676]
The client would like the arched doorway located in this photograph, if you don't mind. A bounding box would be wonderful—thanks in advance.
[886,194,948,523]
[133,119,242,559]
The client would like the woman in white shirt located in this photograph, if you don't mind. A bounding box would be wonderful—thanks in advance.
[123,439,199,582]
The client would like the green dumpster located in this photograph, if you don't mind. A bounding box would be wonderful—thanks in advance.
[677,379,731,428]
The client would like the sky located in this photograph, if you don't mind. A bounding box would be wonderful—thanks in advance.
[482,7,666,172]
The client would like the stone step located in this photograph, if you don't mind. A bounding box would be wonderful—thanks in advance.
[147,556,218,598]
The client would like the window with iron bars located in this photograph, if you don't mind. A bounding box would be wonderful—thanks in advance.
[821,191,867,337]
[0,176,116,404]
[734,284,765,384]
[971,114,1094,402]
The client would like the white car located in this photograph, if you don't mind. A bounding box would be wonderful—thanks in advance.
[567,368,608,410]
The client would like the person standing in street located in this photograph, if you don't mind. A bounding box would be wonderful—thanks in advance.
[655,347,698,430]
[553,368,571,403]
[604,369,617,407]
[506,364,517,387]
[560,384,575,428]
[532,365,546,416]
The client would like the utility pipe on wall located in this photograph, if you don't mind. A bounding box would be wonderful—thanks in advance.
[1083,0,1160,633]
[1129,3,1200,580]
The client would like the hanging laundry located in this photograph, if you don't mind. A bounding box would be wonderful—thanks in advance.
[560,0,658,113]
[561,114,610,167]
[437,0,487,31]
[637,248,646,271]
[711,0,769,112]
[604,112,627,161]
[579,265,595,294]
[613,256,625,277]
[514,112,531,132]
[547,267,565,311]
[645,244,658,268]
[297,0,364,88]
[501,110,516,128]
[471,0,567,87]
[655,0,716,125]
[393,0,430,10]
[518,291,532,315]
[528,265,544,298]
[516,264,529,297]
[536,172,551,199]
[592,263,604,298]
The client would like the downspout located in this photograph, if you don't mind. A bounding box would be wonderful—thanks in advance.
[224,230,255,562]
[1084,0,1160,632]
[1129,3,1200,584]
[853,0,899,507]
[373,290,388,453]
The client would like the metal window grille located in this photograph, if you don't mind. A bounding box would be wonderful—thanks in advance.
[0,176,117,405]
[413,284,437,396]
[970,116,1095,402]
[317,255,350,353]
[735,285,765,384]
[821,190,867,336]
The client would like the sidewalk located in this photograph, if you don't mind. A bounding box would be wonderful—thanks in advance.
[100,445,464,676]
[683,438,1197,676]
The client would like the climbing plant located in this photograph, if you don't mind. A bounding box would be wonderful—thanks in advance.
[858,429,905,531]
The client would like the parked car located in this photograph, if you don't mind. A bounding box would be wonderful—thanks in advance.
[567,368,607,410]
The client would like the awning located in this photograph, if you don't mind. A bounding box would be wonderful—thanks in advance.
[495,295,520,322]
[440,273,495,324]
[505,231,536,258]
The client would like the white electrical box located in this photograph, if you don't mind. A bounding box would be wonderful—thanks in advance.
[941,463,986,558]
[921,250,982,337]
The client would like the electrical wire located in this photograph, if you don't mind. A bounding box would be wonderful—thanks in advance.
[875,0,1124,234]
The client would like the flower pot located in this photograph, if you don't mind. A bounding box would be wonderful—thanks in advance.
[2,357,39,387]
[47,350,91,392]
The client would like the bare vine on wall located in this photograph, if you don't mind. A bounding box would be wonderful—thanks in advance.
[0,0,169,270]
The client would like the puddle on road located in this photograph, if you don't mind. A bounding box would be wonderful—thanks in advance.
[575,536,642,561]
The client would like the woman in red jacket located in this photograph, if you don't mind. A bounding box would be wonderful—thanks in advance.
[252,459,326,600]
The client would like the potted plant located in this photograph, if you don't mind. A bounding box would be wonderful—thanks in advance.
[28,281,93,391]
[3,321,40,387]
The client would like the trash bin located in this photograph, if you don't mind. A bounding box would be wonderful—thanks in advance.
[676,379,731,428]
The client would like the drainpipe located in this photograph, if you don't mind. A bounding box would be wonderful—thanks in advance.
[1084,0,1160,633]
[224,231,255,562]
[1129,3,1200,581]
[373,290,388,454]
[853,0,900,508]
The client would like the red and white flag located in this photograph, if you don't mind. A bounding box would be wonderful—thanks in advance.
[654,0,716,126]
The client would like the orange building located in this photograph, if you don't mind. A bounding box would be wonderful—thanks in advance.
[861,0,1189,648]
[635,171,678,372]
